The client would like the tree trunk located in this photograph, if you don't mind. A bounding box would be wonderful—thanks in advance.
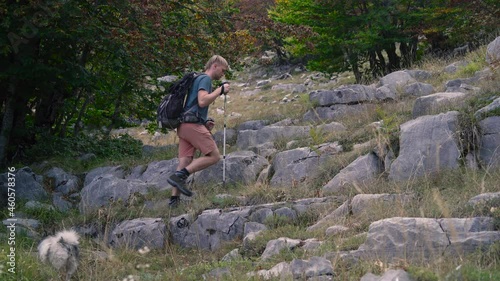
[58,89,83,137]
[368,50,376,78]
[58,45,90,137]
[349,53,362,83]
[105,94,123,136]
[400,41,413,68]
[376,50,387,74]
[34,90,65,130]
[386,43,400,72]
[0,86,15,167]
[105,82,131,136]
[273,40,288,65]
[409,36,418,63]
[73,92,93,136]
[399,42,407,68]
[369,50,385,79]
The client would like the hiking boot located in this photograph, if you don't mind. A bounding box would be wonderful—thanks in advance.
[167,174,193,197]
[168,196,180,208]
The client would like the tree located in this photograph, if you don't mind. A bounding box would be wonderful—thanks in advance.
[232,0,314,64]
[0,0,242,166]
[269,0,499,82]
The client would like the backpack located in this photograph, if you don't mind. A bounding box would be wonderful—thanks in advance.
[157,72,205,129]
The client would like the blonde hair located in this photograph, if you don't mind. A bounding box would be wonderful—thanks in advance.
[204,55,229,71]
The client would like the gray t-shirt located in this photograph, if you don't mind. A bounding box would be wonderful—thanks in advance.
[184,74,212,123]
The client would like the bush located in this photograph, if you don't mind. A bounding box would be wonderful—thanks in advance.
[26,132,142,163]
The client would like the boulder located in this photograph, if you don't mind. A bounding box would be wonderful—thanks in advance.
[248,262,292,280]
[2,218,41,237]
[237,125,311,150]
[261,237,302,261]
[444,77,479,89]
[249,207,273,224]
[221,248,242,262]
[303,104,371,122]
[301,239,324,252]
[270,118,300,126]
[257,79,271,87]
[438,217,495,233]
[240,88,262,97]
[52,193,73,212]
[243,230,265,250]
[244,222,267,237]
[109,218,166,250]
[292,197,341,215]
[24,200,54,211]
[436,217,499,257]
[443,61,468,73]
[9,167,48,201]
[468,192,500,207]
[237,120,270,131]
[289,256,334,279]
[309,84,377,106]
[84,166,126,186]
[412,92,466,118]
[445,82,481,94]
[168,197,340,250]
[355,217,500,262]
[323,153,383,195]
[213,128,237,147]
[361,269,413,281]
[375,85,398,101]
[274,207,297,221]
[486,36,500,67]
[193,151,268,186]
[316,122,347,134]
[403,82,435,97]
[325,225,349,236]
[270,147,331,187]
[350,193,414,216]
[475,97,500,119]
[44,167,80,195]
[478,116,500,168]
[389,112,461,181]
[307,200,350,231]
[250,142,278,158]
[271,83,307,94]
[378,70,417,89]
[79,175,149,215]
[169,208,250,250]
[405,69,433,81]
[157,75,178,83]
[316,142,343,155]
[127,159,178,191]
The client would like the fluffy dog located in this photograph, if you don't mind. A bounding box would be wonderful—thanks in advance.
[38,230,80,281]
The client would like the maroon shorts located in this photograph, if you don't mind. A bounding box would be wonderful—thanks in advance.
[177,123,217,158]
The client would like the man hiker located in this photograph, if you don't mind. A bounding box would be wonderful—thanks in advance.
[168,55,230,207]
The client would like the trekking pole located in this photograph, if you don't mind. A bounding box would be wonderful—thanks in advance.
[222,88,227,188]
[221,82,229,188]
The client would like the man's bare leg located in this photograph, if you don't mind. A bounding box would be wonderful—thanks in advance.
[169,148,221,200]
[184,148,221,174]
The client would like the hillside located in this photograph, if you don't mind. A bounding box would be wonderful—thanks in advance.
[1,37,500,281]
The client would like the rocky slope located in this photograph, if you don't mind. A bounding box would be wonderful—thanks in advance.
[3,36,500,280]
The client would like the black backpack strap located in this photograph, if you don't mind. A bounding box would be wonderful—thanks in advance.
[184,73,208,110]
[181,73,208,124]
